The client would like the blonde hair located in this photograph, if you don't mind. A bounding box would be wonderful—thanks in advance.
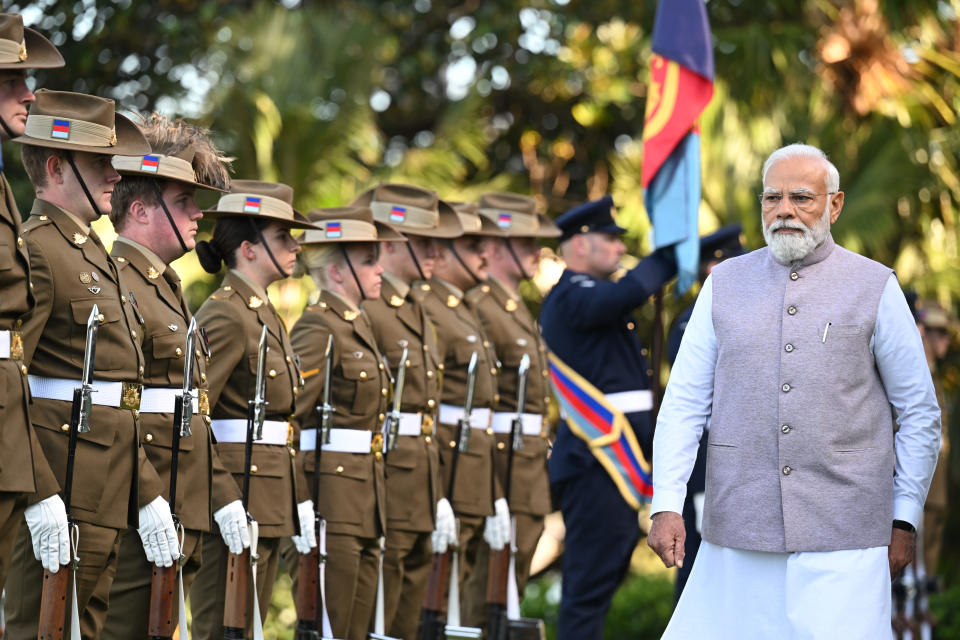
[300,244,345,289]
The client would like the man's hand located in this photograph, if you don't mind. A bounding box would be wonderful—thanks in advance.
[648,511,686,569]
[889,527,916,578]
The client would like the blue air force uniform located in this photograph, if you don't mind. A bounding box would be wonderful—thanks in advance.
[539,197,675,640]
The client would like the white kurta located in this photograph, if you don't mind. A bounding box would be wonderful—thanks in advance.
[653,273,940,637]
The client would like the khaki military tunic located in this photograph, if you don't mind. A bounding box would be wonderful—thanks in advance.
[290,288,388,640]
[363,272,442,638]
[190,270,301,640]
[6,199,162,640]
[101,238,242,640]
[461,277,552,625]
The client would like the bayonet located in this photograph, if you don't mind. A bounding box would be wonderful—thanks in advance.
[178,318,197,438]
[457,351,478,453]
[77,305,100,433]
[319,335,335,445]
[252,325,269,441]
[383,345,409,453]
[510,354,531,453]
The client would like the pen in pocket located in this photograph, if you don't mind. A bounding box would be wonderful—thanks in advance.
[822,322,831,343]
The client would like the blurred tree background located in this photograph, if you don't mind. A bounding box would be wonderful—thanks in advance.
[5,0,960,636]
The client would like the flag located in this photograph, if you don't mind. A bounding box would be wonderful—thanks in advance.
[390,206,406,223]
[51,119,71,140]
[642,0,714,294]
[243,196,262,213]
[325,222,342,238]
[497,212,512,228]
[548,353,653,510]
[140,155,160,173]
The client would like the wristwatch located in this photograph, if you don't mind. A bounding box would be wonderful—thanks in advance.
[892,519,916,533]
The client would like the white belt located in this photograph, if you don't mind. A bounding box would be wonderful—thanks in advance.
[606,390,654,414]
[139,388,199,414]
[29,375,132,408]
[397,412,424,437]
[210,419,289,445]
[439,404,491,430]
[0,330,15,359]
[490,412,544,436]
[300,428,373,454]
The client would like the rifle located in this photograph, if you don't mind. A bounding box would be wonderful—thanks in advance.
[147,318,196,639]
[419,352,478,640]
[295,335,334,640]
[382,345,409,455]
[39,306,100,640]
[223,326,269,639]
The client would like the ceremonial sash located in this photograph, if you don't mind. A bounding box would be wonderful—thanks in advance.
[548,353,653,510]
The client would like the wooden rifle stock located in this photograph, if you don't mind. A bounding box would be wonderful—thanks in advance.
[223,549,250,638]
[294,547,319,638]
[38,568,70,640]
[419,551,451,640]
[147,564,177,639]
[485,548,510,640]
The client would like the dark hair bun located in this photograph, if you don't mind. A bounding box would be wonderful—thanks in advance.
[195,239,224,274]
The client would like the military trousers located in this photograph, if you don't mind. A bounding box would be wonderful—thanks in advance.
[555,465,639,640]
[100,527,202,639]
[381,528,433,639]
[461,511,545,628]
[4,519,123,640]
[190,532,281,640]
[0,492,29,595]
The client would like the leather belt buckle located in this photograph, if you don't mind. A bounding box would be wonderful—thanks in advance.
[120,381,142,411]
[10,331,23,361]
[198,388,210,416]
[371,432,384,454]
[421,413,434,437]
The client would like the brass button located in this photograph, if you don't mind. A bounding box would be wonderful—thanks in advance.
[130,329,137,339]
[427,399,436,408]
[483,341,490,348]
[781,383,791,392]
[121,295,127,303]
[145,433,154,442]
[204,415,211,424]
[482,285,490,293]
[378,362,384,371]
[406,359,411,367]
[423,344,429,351]
[790,272,799,281]
[175,347,183,357]
[787,306,797,315]
[646,369,654,376]
[20,364,27,375]
[379,413,385,421]
[627,322,635,331]
[486,427,494,435]
[427,370,434,378]
[17,236,23,248]
[96,313,105,323]
[293,387,300,396]
[286,356,292,363]
[61,423,70,432]
[375,451,383,461]
[359,371,367,379]
[543,396,550,405]
[336,465,344,473]
[425,436,432,444]
[490,367,497,375]
[251,465,259,474]
[782,466,792,475]
[542,370,549,378]
[497,441,505,450]
[449,440,457,448]
[201,373,207,383]
[781,424,791,434]
[139,366,145,375]
[381,388,388,397]
[437,364,444,371]
[268,369,278,378]
[196,349,201,359]
[493,394,500,403]
[784,344,794,353]
[290,447,296,457]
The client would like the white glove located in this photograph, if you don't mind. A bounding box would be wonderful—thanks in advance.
[138,496,180,568]
[430,498,457,554]
[291,500,317,554]
[483,498,511,551]
[24,495,70,572]
[214,500,250,555]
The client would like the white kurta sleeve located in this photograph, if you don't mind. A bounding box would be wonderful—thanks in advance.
[872,274,941,528]
[651,276,718,516]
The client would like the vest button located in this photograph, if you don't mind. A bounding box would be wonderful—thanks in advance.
[784,343,794,352]
[781,383,791,392]
[782,465,792,475]
[790,272,799,281]
[787,306,797,315]
[781,424,791,434]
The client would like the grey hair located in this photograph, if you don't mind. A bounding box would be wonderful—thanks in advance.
[762,143,840,193]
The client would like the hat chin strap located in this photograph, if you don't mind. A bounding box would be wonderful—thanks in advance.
[406,242,426,281]
[65,151,105,220]
[338,244,366,301]
[504,238,531,281]
[151,181,189,256]
[0,115,16,141]
[247,217,287,280]
[447,239,483,287]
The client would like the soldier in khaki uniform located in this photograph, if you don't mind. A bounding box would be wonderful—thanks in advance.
[5,90,180,638]
[353,184,461,638]
[0,13,65,596]
[461,193,560,627]
[290,206,401,639]
[100,114,251,638]
[420,203,511,597]
[190,181,313,639]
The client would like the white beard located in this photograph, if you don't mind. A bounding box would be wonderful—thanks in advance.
[763,205,832,265]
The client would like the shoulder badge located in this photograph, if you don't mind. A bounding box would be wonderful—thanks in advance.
[505,299,518,312]
[389,295,404,307]
[578,279,596,288]
[446,295,460,308]
[72,232,87,246]
[168,324,179,332]
[116,256,126,263]
[223,285,232,292]
[343,309,359,321]
[420,283,431,292]
[248,295,264,309]
[39,215,49,221]
[146,266,160,279]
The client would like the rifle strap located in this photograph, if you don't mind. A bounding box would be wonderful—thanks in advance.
[319,518,333,638]
[249,520,265,640]
[506,517,521,621]
[69,524,81,639]
[176,524,190,640]
[374,536,386,634]
[447,549,461,626]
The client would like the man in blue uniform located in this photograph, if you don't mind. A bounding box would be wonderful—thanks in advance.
[540,196,676,639]
[664,225,744,603]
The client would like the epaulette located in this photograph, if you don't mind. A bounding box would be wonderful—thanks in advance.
[464,284,490,305]
[22,215,53,232]
[308,300,329,312]
[569,274,596,288]
[209,284,235,301]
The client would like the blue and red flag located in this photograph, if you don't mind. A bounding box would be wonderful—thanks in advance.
[51,119,71,140]
[497,212,512,228]
[325,221,342,238]
[390,205,406,223]
[140,155,160,173]
[548,353,653,510]
[243,196,262,213]
[642,0,714,294]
